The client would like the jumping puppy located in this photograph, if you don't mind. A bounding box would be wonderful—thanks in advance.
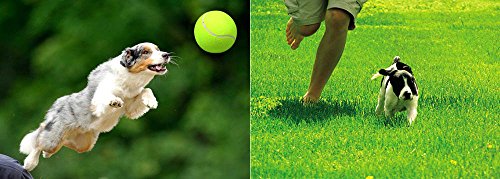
[371,56,419,125]
[20,42,172,171]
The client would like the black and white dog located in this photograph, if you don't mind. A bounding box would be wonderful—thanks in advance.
[371,56,419,125]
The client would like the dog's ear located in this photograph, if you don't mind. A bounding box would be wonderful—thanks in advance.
[120,47,140,68]
[393,56,401,63]
[401,73,418,96]
[408,76,418,95]
[395,60,414,74]
[378,69,391,76]
[402,65,413,74]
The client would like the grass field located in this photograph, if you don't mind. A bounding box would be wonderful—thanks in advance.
[250,0,499,178]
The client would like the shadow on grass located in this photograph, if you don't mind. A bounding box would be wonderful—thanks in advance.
[361,106,410,128]
[379,114,410,128]
[268,98,357,124]
[377,95,477,128]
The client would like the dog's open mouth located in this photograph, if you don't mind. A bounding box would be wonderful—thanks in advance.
[148,63,167,72]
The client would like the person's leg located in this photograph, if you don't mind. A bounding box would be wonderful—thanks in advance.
[302,9,351,104]
[284,0,325,49]
[286,18,320,50]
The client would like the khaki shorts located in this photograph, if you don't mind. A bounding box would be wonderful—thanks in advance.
[284,0,367,30]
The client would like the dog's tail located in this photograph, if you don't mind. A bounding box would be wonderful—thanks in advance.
[393,56,401,63]
[20,128,41,155]
[371,69,391,80]
[371,73,383,80]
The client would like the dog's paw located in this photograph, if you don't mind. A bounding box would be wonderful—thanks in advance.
[42,151,53,158]
[141,88,158,109]
[23,156,39,172]
[91,96,123,116]
[384,110,396,118]
[142,95,158,109]
[375,104,386,116]
[23,162,37,172]
[91,104,105,117]
[109,97,124,108]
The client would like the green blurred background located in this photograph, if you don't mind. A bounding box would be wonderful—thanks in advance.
[0,0,249,178]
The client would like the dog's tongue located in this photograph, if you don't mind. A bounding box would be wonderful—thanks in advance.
[156,65,163,71]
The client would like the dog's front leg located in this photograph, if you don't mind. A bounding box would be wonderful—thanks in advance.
[384,95,397,119]
[407,100,418,125]
[91,80,123,117]
[141,88,158,109]
[384,108,395,119]
[407,108,417,125]
[375,88,386,115]
[125,88,158,119]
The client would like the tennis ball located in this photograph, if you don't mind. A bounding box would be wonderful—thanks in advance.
[194,10,237,53]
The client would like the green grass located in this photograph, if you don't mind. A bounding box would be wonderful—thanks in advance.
[250,0,499,178]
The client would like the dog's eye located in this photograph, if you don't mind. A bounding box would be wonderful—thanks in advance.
[142,50,150,55]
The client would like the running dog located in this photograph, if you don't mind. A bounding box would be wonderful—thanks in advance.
[20,42,172,171]
[371,56,419,125]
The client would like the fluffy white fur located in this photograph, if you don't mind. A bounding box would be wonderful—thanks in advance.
[20,42,170,171]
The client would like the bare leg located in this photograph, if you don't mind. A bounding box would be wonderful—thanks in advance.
[302,9,351,104]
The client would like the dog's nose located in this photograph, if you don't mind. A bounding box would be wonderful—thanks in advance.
[403,92,411,100]
[162,52,170,59]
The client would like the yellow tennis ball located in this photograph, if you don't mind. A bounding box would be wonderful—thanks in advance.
[194,11,237,53]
